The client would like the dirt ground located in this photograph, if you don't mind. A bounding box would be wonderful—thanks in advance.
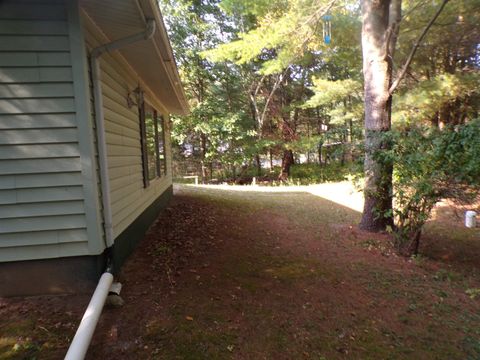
[1,184,480,359]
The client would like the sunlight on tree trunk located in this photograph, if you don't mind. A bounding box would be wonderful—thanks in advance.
[359,0,397,231]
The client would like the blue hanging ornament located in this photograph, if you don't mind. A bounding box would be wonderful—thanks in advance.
[322,14,332,45]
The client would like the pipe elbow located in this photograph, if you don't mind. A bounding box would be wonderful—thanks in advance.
[91,19,156,59]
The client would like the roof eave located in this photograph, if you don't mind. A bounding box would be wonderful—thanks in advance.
[139,0,189,115]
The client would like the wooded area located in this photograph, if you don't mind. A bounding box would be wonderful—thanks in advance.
[1,2,479,357]
[163,0,479,255]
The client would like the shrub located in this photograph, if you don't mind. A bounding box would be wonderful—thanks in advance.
[289,162,362,185]
[379,119,480,255]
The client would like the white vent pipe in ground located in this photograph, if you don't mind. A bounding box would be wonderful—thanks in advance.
[64,272,113,360]
[466,211,477,228]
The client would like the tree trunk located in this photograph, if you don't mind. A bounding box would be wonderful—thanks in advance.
[318,142,323,166]
[359,0,396,231]
[255,154,262,176]
[200,133,207,184]
[279,149,294,181]
[398,229,422,256]
[347,118,354,161]
[249,94,263,178]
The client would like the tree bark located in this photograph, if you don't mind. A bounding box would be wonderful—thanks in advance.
[200,133,207,184]
[255,154,262,176]
[279,149,294,181]
[359,0,396,231]
[318,142,323,166]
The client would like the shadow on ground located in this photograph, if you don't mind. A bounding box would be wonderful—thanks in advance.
[87,185,480,359]
[1,184,479,359]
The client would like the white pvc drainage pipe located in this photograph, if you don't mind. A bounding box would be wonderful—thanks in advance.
[65,272,113,360]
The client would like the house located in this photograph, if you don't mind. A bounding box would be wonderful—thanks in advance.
[0,0,188,296]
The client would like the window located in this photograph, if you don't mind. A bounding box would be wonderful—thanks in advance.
[139,101,167,187]
[157,113,167,176]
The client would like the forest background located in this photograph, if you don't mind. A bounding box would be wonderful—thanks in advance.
[160,0,480,254]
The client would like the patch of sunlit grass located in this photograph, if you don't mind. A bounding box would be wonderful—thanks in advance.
[179,181,364,212]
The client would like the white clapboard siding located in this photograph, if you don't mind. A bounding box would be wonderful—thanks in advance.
[105,132,140,148]
[112,176,171,234]
[83,13,173,238]
[110,180,141,204]
[102,96,138,124]
[104,118,140,138]
[107,144,140,157]
[107,155,140,169]
[108,173,142,193]
[104,115,141,135]
[108,164,141,181]
[0,0,91,261]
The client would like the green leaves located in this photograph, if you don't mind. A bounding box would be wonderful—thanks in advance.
[203,0,343,75]
[304,77,362,108]
[380,119,480,254]
[393,73,480,125]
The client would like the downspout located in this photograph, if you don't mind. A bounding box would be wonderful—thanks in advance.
[90,19,156,248]
[65,20,156,360]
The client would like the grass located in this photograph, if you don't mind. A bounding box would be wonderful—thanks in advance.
[166,185,480,359]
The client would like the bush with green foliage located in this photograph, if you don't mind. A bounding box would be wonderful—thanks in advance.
[378,119,480,255]
[289,162,362,185]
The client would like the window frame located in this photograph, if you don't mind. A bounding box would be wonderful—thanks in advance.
[139,100,167,187]
[153,110,161,178]
[139,96,149,187]
[158,114,167,176]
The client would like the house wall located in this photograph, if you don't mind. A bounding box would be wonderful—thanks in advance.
[0,0,104,263]
[82,12,173,240]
